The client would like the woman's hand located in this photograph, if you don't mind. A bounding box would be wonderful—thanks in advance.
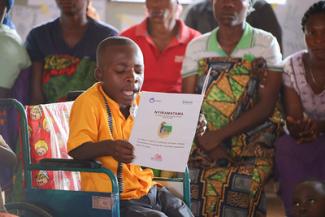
[287,115,319,143]
[286,116,303,139]
[196,130,225,152]
[207,145,233,163]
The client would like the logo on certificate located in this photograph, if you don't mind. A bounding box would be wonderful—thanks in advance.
[158,121,172,138]
[151,153,162,161]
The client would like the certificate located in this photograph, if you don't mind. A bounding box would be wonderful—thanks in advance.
[129,91,204,172]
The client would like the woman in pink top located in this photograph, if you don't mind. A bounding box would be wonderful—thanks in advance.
[275,2,325,217]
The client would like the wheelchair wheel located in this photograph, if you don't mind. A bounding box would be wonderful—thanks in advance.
[5,202,53,217]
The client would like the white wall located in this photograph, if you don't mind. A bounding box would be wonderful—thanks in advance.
[12,0,320,57]
[274,0,320,57]
[105,1,192,31]
[12,0,192,39]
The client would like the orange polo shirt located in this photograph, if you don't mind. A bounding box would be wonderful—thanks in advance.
[67,83,154,200]
[121,18,200,93]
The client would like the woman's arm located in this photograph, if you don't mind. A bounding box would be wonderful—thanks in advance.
[283,85,325,139]
[182,75,197,93]
[198,70,282,151]
[283,85,304,120]
[30,61,45,105]
[283,85,306,138]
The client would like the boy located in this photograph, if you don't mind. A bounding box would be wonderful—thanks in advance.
[67,36,193,217]
[292,180,325,217]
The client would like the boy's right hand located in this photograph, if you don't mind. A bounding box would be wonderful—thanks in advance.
[109,140,134,163]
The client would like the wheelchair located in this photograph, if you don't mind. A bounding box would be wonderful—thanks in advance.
[0,98,191,217]
[0,133,52,217]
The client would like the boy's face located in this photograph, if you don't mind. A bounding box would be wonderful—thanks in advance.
[96,45,144,107]
[292,182,325,217]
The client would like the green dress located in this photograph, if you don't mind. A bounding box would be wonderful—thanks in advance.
[188,55,283,217]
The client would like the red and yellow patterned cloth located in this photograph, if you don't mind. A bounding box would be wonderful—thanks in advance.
[26,102,80,190]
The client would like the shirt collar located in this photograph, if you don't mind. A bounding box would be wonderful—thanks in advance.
[135,17,191,44]
[98,83,138,118]
[207,22,254,56]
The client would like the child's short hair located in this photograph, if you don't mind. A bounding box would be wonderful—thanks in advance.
[96,36,141,68]
[295,180,325,195]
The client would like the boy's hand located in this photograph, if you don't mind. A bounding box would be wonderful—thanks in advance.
[109,140,134,163]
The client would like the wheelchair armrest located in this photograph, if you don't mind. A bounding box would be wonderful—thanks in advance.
[31,159,120,196]
[39,158,102,169]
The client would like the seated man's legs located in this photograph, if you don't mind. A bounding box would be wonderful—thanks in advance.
[120,185,193,217]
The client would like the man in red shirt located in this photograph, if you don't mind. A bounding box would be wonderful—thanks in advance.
[121,0,200,93]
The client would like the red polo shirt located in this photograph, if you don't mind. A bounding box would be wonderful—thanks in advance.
[121,18,200,93]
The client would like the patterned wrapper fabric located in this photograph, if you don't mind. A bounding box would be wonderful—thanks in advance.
[26,102,80,191]
[188,55,283,217]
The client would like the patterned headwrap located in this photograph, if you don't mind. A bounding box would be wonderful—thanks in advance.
[3,0,15,29]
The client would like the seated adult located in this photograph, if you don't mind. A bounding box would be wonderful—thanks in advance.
[275,2,325,217]
[185,0,283,50]
[0,0,30,98]
[121,0,200,93]
[182,0,283,216]
[26,0,118,104]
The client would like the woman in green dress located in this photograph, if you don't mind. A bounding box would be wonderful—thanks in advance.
[181,0,283,216]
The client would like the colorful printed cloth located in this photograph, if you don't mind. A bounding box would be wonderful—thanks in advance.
[25,17,118,103]
[189,56,283,217]
[26,102,80,190]
[42,55,96,102]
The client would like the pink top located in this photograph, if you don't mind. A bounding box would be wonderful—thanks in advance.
[283,50,325,120]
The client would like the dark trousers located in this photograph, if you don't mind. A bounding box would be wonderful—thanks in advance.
[120,185,193,217]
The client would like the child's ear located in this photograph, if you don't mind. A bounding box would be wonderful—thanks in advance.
[95,67,103,81]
